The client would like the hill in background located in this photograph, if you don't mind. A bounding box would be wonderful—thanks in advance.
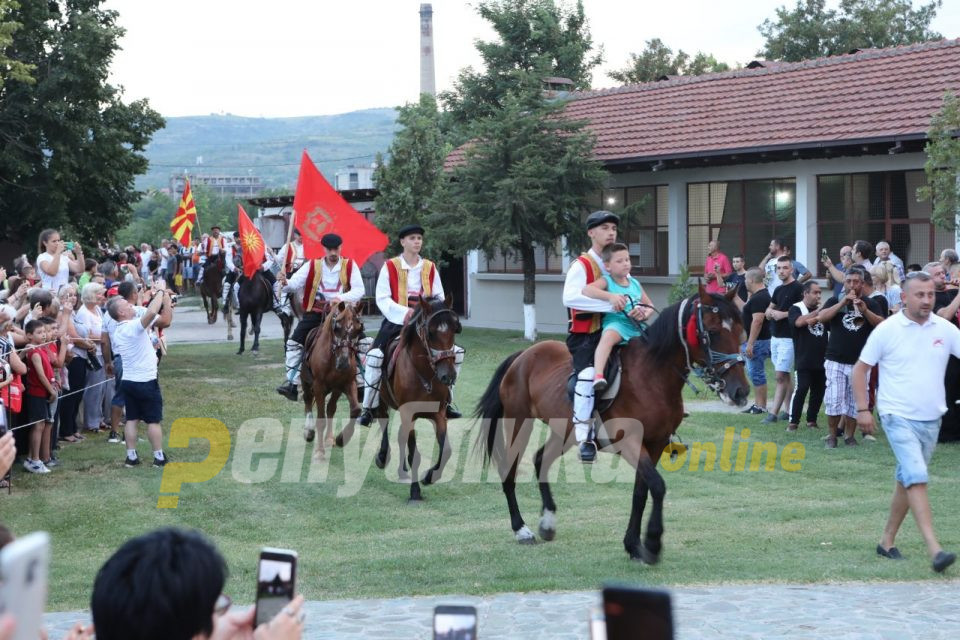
[138,108,398,191]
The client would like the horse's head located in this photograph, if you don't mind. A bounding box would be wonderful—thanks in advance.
[330,301,363,371]
[413,295,461,386]
[683,284,750,407]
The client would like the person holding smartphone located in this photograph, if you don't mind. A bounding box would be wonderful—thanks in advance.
[92,528,305,640]
[36,229,84,293]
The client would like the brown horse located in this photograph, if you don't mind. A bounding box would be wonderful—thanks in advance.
[301,301,364,460]
[473,285,750,562]
[338,296,461,502]
[199,255,224,325]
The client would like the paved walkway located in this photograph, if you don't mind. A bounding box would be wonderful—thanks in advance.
[44,581,960,638]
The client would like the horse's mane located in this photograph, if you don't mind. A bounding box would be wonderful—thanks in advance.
[400,296,446,344]
[637,292,740,364]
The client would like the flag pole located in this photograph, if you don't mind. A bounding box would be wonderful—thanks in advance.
[279,205,296,274]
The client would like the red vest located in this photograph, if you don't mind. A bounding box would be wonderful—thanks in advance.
[385,257,435,307]
[205,236,226,257]
[569,254,603,334]
[302,258,354,312]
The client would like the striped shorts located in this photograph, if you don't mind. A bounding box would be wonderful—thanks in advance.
[824,359,856,418]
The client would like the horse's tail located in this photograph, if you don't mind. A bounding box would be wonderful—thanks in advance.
[473,350,523,466]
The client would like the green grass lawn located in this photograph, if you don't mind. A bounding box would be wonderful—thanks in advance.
[4,328,960,610]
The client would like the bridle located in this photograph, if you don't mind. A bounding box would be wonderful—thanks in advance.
[408,306,460,393]
[676,295,745,393]
[329,308,361,356]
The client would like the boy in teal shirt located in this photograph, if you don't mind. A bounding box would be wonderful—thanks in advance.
[582,242,652,391]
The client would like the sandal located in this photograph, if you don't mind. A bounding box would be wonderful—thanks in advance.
[74,433,86,441]
[60,435,79,443]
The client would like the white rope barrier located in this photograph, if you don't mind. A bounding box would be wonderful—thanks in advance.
[4,376,115,432]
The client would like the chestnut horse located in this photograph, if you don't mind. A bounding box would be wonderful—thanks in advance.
[301,302,364,460]
[474,285,749,562]
[199,255,224,325]
[337,296,461,502]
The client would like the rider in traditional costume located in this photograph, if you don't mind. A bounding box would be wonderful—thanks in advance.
[196,225,226,285]
[358,224,464,425]
[221,232,242,310]
[267,229,305,317]
[561,210,648,463]
[275,233,365,401]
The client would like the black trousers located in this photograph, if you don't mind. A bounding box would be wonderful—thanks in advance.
[372,317,404,351]
[789,368,826,425]
[566,332,601,374]
[59,357,88,439]
[291,312,325,345]
[940,356,960,442]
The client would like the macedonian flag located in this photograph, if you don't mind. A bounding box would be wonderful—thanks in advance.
[170,178,197,246]
[237,204,265,279]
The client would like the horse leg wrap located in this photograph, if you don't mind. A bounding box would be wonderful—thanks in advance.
[285,340,303,384]
[573,367,596,443]
[221,280,231,306]
[361,348,384,410]
[232,281,240,308]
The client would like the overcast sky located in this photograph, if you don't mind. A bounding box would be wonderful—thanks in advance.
[102,0,960,118]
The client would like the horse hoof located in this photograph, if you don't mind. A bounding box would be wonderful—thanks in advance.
[324,436,335,447]
[538,525,556,542]
[538,510,556,541]
[630,546,659,565]
[227,335,234,341]
[374,452,388,470]
[251,348,259,354]
[236,349,243,355]
[304,428,315,443]
[334,434,344,448]
[515,525,537,544]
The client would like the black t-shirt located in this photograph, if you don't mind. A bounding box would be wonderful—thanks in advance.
[742,289,772,342]
[789,303,828,370]
[728,273,748,302]
[823,295,883,364]
[935,289,959,326]
[770,280,804,338]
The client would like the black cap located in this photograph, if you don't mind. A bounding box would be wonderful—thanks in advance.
[321,233,342,249]
[398,224,425,239]
[585,210,620,230]
[210,225,221,231]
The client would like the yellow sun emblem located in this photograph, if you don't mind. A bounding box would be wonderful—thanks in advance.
[241,230,263,252]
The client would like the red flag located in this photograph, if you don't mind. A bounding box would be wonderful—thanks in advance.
[170,178,197,246]
[293,150,388,264]
[236,205,265,279]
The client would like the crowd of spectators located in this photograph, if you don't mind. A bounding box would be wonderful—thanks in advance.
[0,228,179,482]
[706,236,960,446]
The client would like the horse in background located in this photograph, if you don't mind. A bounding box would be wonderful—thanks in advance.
[235,270,278,355]
[199,255,224,325]
[474,285,749,562]
[301,302,364,459]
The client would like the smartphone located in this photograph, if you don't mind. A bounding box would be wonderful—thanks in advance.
[254,547,297,628]
[65,242,75,251]
[0,531,51,640]
[602,585,673,640]
[433,605,477,640]
[821,247,829,260]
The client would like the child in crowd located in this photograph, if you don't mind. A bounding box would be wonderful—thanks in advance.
[23,320,59,473]
[582,242,649,391]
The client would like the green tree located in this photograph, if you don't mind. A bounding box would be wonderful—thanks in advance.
[608,38,731,84]
[918,92,960,231]
[0,0,34,87]
[373,94,448,255]
[437,75,607,340]
[0,0,164,252]
[440,0,602,138]
[758,0,942,62]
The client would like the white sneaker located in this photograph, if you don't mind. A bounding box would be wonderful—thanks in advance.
[22,459,50,474]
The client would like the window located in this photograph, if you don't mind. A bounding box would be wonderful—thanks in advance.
[586,185,669,275]
[478,241,564,274]
[687,179,796,272]
[817,171,947,270]
[349,172,359,190]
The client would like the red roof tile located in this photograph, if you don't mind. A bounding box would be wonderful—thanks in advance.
[445,39,960,168]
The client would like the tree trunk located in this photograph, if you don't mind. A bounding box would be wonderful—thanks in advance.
[520,242,537,341]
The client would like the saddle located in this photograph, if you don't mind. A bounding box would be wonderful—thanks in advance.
[566,346,622,413]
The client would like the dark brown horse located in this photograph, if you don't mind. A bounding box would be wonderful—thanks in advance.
[199,255,224,325]
[301,302,364,460]
[338,296,461,502]
[474,285,749,562]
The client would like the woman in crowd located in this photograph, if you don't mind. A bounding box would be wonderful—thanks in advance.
[871,262,902,315]
[37,229,84,292]
[57,283,92,443]
[78,282,108,432]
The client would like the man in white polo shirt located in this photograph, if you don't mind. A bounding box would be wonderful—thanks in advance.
[853,271,959,573]
[106,280,174,469]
